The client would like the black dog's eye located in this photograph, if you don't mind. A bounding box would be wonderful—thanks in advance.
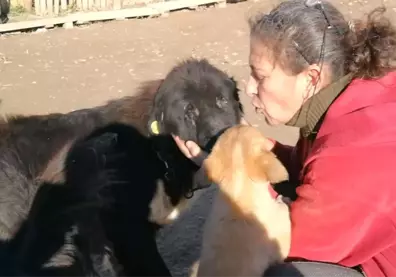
[184,103,199,122]
[216,96,228,108]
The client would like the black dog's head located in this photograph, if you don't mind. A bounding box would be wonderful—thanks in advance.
[147,59,243,152]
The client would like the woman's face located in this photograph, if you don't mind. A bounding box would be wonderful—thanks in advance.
[246,38,316,126]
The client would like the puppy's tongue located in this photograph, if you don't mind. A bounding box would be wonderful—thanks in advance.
[268,183,278,199]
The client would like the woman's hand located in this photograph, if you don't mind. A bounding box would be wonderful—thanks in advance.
[172,117,252,167]
[172,135,208,167]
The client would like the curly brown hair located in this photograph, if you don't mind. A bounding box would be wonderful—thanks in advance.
[249,1,396,80]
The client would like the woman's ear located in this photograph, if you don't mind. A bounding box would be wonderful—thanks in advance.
[306,64,321,87]
[300,64,322,98]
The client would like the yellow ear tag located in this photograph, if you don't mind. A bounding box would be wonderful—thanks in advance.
[150,120,160,135]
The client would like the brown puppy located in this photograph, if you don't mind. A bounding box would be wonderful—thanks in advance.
[196,125,291,277]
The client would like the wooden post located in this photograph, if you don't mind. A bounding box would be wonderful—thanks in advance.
[93,0,99,10]
[54,0,59,14]
[82,0,87,11]
[47,0,53,15]
[34,0,40,15]
[60,0,67,10]
[40,0,46,15]
[76,0,82,10]
[113,0,121,10]
[23,0,33,12]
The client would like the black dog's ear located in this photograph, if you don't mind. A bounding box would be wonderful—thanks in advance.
[138,79,164,136]
[184,103,199,123]
[148,97,164,136]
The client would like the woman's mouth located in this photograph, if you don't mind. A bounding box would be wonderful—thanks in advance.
[254,107,265,115]
[252,97,265,114]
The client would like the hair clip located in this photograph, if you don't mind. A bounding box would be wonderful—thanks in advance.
[304,0,344,35]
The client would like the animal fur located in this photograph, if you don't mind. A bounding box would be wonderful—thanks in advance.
[195,125,291,277]
[0,80,159,241]
[0,0,9,24]
[0,58,243,276]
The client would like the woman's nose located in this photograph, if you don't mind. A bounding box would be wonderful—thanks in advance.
[245,76,258,98]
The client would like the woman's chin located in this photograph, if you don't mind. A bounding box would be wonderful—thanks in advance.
[254,107,282,126]
[264,115,281,126]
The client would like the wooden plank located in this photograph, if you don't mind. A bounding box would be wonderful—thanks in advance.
[0,0,225,33]
[146,0,221,12]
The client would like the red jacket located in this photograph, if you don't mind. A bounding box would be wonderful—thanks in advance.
[271,72,396,277]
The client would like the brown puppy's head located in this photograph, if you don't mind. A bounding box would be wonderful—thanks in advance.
[198,125,288,189]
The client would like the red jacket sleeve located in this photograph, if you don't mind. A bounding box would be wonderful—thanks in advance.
[288,147,396,267]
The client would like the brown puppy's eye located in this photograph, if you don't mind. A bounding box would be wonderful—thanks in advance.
[216,96,228,108]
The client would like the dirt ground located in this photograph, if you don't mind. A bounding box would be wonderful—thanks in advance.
[1,0,396,276]
[3,0,394,144]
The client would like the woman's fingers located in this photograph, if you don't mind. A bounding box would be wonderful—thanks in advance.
[172,135,193,159]
[172,135,208,167]
[185,141,208,166]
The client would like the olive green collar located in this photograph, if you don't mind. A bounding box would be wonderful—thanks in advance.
[286,73,353,138]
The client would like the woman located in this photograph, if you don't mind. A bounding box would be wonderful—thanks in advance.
[173,0,396,276]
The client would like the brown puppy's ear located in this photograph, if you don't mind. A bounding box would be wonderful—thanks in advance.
[261,152,289,184]
[248,151,289,185]
[202,153,226,185]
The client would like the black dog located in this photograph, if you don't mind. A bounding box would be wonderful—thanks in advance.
[0,131,122,276]
[0,58,244,276]
[0,0,9,24]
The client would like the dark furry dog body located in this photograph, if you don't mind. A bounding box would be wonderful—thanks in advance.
[0,0,9,24]
[0,59,243,276]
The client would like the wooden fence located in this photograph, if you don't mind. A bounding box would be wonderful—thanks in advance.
[0,0,227,33]
[35,0,124,16]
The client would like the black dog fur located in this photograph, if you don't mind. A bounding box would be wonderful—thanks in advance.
[0,58,243,276]
[0,0,9,24]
